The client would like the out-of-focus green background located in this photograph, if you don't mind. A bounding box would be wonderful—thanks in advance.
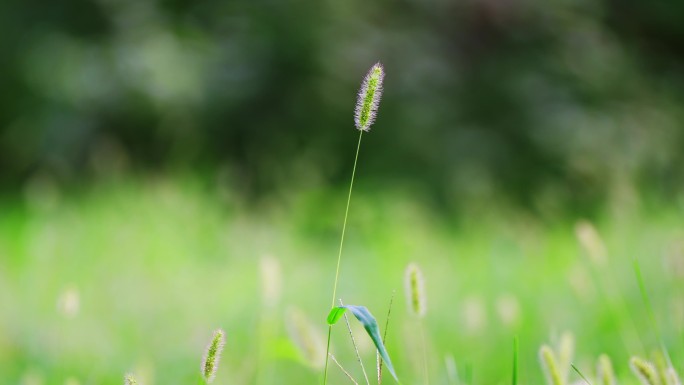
[1,0,684,384]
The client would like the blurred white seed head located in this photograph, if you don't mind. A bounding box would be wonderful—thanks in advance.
[21,369,44,385]
[495,293,521,327]
[462,295,487,334]
[404,263,427,318]
[575,220,608,267]
[56,286,80,319]
[260,255,282,309]
[285,307,326,370]
[667,367,682,385]
[557,331,575,381]
[123,374,138,385]
[539,345,563,385]
[354,62,385,132]
[630,356,660,385]
[597,354,616,385]
[201,329,226,383]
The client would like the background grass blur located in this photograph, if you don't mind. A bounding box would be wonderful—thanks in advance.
[1,0,684,384]
[1,175,683,384]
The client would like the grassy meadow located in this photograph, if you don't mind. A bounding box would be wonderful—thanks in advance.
[0,174,682,385]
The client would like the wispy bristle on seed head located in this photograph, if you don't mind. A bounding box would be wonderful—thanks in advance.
[539,345,563,385]
[404,263,426,318]
[124,374,138,385]
[630,356,660,385]
[201,329,226,383]
[354,62,385,132]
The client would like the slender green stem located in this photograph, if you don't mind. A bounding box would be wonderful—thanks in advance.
[512,336,518,385]
[323,130,364,385]
[420,322,429,385]
[572,364,593,385]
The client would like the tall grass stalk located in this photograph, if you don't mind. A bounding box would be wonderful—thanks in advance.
[512,336,518,385]
[323,62,385,385]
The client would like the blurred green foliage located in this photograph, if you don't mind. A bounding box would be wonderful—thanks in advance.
[2,0,684,211]
[0,176,682,384]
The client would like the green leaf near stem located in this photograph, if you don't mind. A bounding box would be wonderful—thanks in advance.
[326,305,399,382]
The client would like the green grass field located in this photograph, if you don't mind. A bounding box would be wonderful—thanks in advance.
[0,175,681,385]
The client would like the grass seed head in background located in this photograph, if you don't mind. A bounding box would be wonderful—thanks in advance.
[575,220,608,267]
[667,367,682,385]
[557,331,575,381]
[630,356,660,385]
[260,255,282,309]
[404,263,427,318]
[286,307,326,370]
[124,374,138,385]
[201,329,226,384]
[354,63,385,132]
[539,345,564,385]
[597,354,616,385]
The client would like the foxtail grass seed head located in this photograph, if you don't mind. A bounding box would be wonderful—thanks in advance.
[630,357,660,385]
[597,354,616,385]
[404,263,427,318]
[667,367,682,385]
[354,62,384,132]
[557,331,575,380]
[124,374,138,385]
[575,220,608,267]
[201,329,226,383]
[260,255,282,309]
[539,345,564,385]
[285,307,326,370]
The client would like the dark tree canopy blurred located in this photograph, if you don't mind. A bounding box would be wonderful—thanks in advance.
[2,0,684,212]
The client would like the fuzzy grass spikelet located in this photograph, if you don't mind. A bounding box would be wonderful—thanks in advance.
[201,329,226,383]
[404,263,427,318]
[557,331,575,381]
[124,374,138,385]
[539,345,564,385]
[631,356,660,385]
[286,307,326,370]
[597,354,616,385]
[667,367,682,385]
[354,63,384,132]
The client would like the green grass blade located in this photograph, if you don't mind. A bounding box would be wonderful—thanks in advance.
[512,336,518,385]
[334,305,399,382]
[572,364,593,385]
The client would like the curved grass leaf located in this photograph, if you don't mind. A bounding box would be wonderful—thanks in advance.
[326,305,399,382]
[327,307,347,325]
